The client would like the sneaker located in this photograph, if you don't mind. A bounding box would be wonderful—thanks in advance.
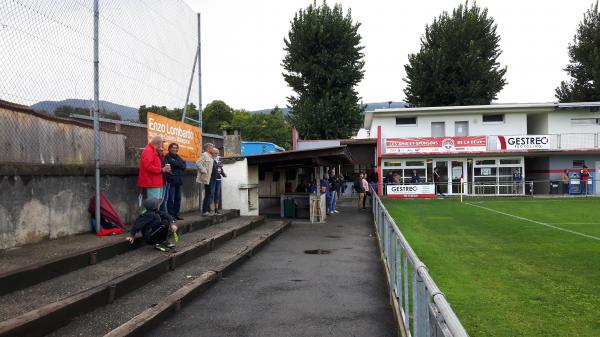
[215,210,222,215]
[334,210,340,213]
[166,242,176,248]
[175,216,184,220]
[154,244,170,252]
[203,212,211,216]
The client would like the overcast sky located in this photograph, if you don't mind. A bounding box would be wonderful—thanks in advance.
[182,0,594,110]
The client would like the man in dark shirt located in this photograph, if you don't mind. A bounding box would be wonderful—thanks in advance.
[163,143,187,220]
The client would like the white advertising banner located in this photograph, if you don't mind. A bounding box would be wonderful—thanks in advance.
[494,135,557,151]
[386,184,436,198]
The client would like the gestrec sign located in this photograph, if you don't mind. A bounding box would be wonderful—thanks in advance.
[147,112,201,161]
[384,136,487,154]
[386,184,436,198]
[495,135,556,151]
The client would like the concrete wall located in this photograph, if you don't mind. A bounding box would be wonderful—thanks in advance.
[372,112,528,139]
[221,158,259,216]
[0,106,126,166]
[0,166,200,250]
[547,109,600,134]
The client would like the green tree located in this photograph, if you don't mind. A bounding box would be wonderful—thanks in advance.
[138,103,199,125]
[403,1,507,107]
[556,1,600,102]
[283,1,365,139]
[202,100,233,134]
[54,105,90,118]
[223,107,292,150]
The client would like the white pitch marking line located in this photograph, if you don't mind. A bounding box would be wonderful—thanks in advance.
[464,202,600,242]
[547,223,600,225]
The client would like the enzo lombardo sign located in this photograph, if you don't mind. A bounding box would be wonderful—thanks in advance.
[385,136,486,154]
[386,184,436,198]
[495,135,557,151]
[147,112,201,161]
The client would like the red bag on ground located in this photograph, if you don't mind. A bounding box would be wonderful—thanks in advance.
[88,193,125,236]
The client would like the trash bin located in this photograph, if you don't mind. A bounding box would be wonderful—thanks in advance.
[549,181,559,194]
[283,198,296,218]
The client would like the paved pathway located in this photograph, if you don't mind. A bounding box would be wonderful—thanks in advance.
[148,200,396,337]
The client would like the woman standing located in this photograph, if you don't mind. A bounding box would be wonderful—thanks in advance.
[164,143,186,220]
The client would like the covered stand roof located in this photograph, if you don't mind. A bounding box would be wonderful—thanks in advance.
[244,146,354,169]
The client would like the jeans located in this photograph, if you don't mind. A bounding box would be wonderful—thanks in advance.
[214,180,222,207]
[329,190,337,212]
[160,183,170,213]
[202,184,213,213]
[167,184,182,217]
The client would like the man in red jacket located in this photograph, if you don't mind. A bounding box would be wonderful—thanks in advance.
[138,136,171,208]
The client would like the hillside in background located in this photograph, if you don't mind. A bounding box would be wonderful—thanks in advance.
[251,101,407,114]
[32,99,139,121]
[31,99,408,121]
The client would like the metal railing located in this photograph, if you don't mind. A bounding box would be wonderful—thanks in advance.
[371,186,469,337]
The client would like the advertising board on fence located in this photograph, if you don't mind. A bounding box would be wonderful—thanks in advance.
[494,135,557,151]
[384,136,487,154]
[146,112,201,161]
[386,184,436,198]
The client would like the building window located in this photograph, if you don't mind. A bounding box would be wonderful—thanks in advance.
[482,114,504,123]
[573,160,585,168]
[396,117,417,126]
[571,118,599,125]
[500,158,521,165]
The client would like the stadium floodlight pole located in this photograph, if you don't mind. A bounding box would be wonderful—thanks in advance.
[93,0,101,233]
[196,13,203,212]
[181,48,199,122]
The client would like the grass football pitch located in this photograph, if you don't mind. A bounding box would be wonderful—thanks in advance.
[383,197,600,337]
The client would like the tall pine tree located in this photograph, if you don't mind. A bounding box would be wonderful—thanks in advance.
[403,1,507,107]
[556,1,600,102]
[283,1,365,139]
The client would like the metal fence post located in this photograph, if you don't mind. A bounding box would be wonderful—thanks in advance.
[403,254,409,329]
[413,268,420,336]
[92,0,101,233]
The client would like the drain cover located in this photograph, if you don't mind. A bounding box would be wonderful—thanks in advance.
[304,249,331,255]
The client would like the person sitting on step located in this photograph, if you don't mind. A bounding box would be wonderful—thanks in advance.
[126,198,179,252]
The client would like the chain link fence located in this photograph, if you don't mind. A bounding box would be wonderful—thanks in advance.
[0,0,200,168]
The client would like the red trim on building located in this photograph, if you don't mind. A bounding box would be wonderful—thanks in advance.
[386,194,436,199]
[381,149,600,157]
[527,168,597,174]
[292,128,298,151]
[377,126,383,196]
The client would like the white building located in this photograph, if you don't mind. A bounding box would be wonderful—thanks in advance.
[364,102,600,196]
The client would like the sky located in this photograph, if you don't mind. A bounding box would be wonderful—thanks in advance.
[182,0,594,110]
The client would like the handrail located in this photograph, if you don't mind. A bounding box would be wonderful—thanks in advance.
[370,186,470,337]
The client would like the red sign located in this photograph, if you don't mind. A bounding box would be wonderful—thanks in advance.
[384,136,487,154]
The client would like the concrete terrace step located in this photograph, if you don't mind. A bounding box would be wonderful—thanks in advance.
[0,214,262,337]
[46,220,290,337]
[0,210,239,296]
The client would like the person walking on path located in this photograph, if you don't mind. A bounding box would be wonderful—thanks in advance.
[163,143,186,220]
[212,148,226,214]
[561,169,570,194]
[362,172,370,208]
[328,171,339,214]
[196,143,215,215]
[321,174,332,215]
[580,165,590,195]
[354,173,366,210]
[138,136,171,211]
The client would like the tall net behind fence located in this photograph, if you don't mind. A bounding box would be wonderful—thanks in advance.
[0,0,199,167]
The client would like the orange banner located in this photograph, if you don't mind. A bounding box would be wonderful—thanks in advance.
[146,112,201,161]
